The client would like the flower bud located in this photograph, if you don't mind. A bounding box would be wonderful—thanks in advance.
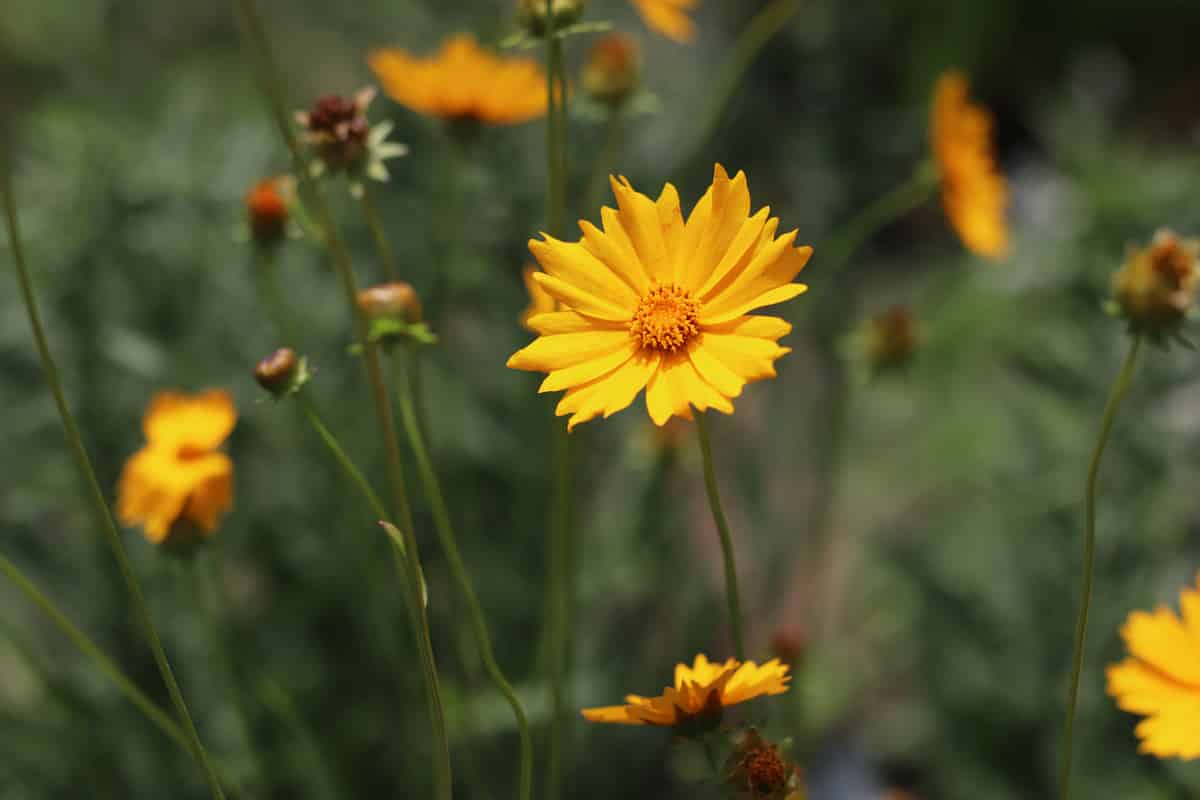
[770,626,806,669]
[1112,229,1200,340]
[582,34,640,108]
[517,0,586,37]
[245,177,293,245]
[357,282,423,324]
[295,88,376,171]
[254,348,305,397]
[861,305,920,373]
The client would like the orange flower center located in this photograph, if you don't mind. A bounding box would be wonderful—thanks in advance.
[630,284,700,352]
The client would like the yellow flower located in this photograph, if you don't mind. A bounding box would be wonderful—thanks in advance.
[1107,573,1200,760]
[507,164,811,430]
[520,265,559,332]
[368,35,547,125]
[931,71,1009,260]
[117,390,236,544]
[631,0,698,42]
[582,654,790,728]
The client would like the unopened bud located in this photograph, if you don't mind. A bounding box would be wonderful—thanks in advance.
[862,305,920,373]
[245,177,293,245]
[517,0,586,37]
[357,282,423,324]
[770,626,806,668]
[582,34,640,108]
[1112,229,1200,341]
[254,348,303,396]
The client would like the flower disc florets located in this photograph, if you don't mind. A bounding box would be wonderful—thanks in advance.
[631,283,700,352]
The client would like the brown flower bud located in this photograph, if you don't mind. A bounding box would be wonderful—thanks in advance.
[770,626,806,668]
[517,0,586,36]
[582,34,640,108]
[254,348,301,396]
[1112,229,1200,340]
[296,88,376,171]
[357,282,423,324]
[863,305,920,373]
[245,177,292,245]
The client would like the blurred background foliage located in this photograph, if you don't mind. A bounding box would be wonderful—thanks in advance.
[3,1,1200,798]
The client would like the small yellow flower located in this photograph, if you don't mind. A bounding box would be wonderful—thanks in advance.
[520,265,559,332]
[1107,573,1200,760]
[368,35,548,125]
[931,71,1009,260]
[631,0,698,43]
[582,654,790,729]
[117,390,236,544]
[507,164,811,430]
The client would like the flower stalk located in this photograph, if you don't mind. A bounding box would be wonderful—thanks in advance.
[695,413,748,661]
[1058,334,1143,800]
[2,150,226,800]
[394,346,535,800]
[233,2,451,796]
[359,181,400,282]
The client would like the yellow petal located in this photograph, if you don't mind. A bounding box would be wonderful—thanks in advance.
[656,183,686,279]
[143,390,236,450]
[581,705,642,724]
[1121,607,1200,686]
[694,207,773,298]
[699,331,792,383]
[579,217,650,294]
[688,338,747,398]
[531,272,632,322]
[699,282,808,326]
[721,658,791,705]
[530,235,640,307]
[680,165,751,293]
[630,0,697,43]
[1107,658,1200,760]
[539,343,637,393]
[610,176,671,282]
[526,311,623,335]
[554,351,659,430]
[705,315,793,341]
[507,330,632,372]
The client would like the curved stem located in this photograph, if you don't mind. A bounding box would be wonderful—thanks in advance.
[359,182,399,283]
[1058,335,1143,800]
[297,393,389,523]
[395,347,534,800]
[233,3,451,796]
[1,151,225,800]
[695,413,747,661]
[672,0,804,178]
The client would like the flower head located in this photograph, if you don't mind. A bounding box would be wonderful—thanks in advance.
[1111,229,1200,341]
[931,71,1008,260]
[725,728,805,800]
[631,0,698,43]
[581,653,790,731]
[117,390,236,544]
[1107,573,1200,759]
[521,265,559,332]
[295,88,407,186]
[507,164,811,430]
[582,34,641,108]
[245,176,294,246]
[368,35,548,125]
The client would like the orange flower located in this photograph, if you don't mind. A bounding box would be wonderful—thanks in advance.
[931,71,1008,260]
[117,390,236,544]
[368,35,547,125]
[1107,573,1200,760]
[631,0,698,43]
[582,654,790,729]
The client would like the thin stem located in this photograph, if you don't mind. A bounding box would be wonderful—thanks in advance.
[359,182,400,282]
[259,679,346,800]
[583,109,623,219]
[297,392,388,522]
[233,3,451,796]
[1,150,225,800]
[672,0,804,178]
[255,246,297,345]
[395,347,535,800]
[1058,335,1143,800]
[695,413,747,660]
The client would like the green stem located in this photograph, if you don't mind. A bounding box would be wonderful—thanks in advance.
[259,679,346,800]
[1,150,225,800]
[297,392,388,522]
[1058,335,1143,800]
[233,3,451,797]
[359,182,400,283]
[672,0,804,178]
[395,347,534,800]
[819,160,940,286]
[695,413,747,661]
[583,109,623,219]
[255,246,297,345]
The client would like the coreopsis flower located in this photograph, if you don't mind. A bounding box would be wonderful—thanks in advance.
[520,265,559,332]
[724,729,806,800]
[582,34,641,108]
[117,390,236,544]
[368,35,548,125]
[931,71,1008,260]
[1107,573,1200,760]
[1111,229,1200,342]
[244,176,294,246]
[295,88,407,187]
[581,654,790,732]
[507,164,811,430]
[631,0,698,43]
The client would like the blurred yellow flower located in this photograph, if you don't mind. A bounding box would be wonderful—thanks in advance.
[931,71,1008,260]
[1111,229,1200,340]
[1107,574,1200,760]
[520,265,559,332]
[631,0,698,42]
[117,390,236,544]
[507,164,811,430]
[582,654,790,728]
[368,35,547,125]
